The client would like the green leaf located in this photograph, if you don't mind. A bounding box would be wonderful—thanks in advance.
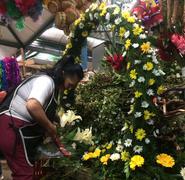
[124,161,130,179]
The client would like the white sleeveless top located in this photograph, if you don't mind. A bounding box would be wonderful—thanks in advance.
[5,75,54,122]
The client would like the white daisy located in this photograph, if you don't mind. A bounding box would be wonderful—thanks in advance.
[147,120,154,125]
[152,69,161,76]
[159,69,166,75]
[141,101,149,108]
[94,13,99,19]
[129,80,135,87]
[152,55,159,64]
[110,153,121,161]
[89,13,93,21]
[122,51,127,57]
[180,167,185,180]
[139,33,147,39]
[134,112,142,118]
[105,13,110,21]
[121,123,129,131]
[130,98,135,103]
[133,145,143,154]
[147,89,154,96]
[124,31,130,38]
[176,73,181,78]
[124,139,132,147]
[145,138,150,144]
[71,142,77,149]
[133,23,138,27]
[116,144,124,152]
[117,139,122,144]
[132,43,139,48]
[79,23,84,29]
[115,18,122,25]
[138,76,145,83]
[153,129,160,137]
[134,60,141,64]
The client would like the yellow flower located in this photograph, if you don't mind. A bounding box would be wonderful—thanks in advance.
[66,42,72,49]
[111,25,116,32]
[102,149,106,153]
[75,56,81,63]
[135,128,146,141]
[89,3,98,11]
[130,69,137,80]
[100,154,111,165]
[129,104,134,113]
[127,16,135,23]
[106,143,112,150]
[144,62,154,71]
[122,11,130,19]
[127,62,131,70]
[141,42,151,53]
[82,31,88,37]
[148,78,155,86]
[130,155,144,170]
[157,85,166,95]
[93,149,101,158]
[135,91,143,98]
[64,90,68,95]
[133,24,143,36]
[121,151,130,161]
[125,39,131,50]
[74,18,81,26]
[83,152,94,160]
[99,2,106,10]
[119,27,126,37]
[144,110,155,120]
[156,154,175,168]
[82,153,90,160]
[100,8,107,16]
[113,6,120,15]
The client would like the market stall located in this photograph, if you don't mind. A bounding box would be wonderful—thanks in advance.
[0,0,185,180]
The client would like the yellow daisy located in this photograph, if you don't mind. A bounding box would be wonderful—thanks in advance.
[141,42,151,53]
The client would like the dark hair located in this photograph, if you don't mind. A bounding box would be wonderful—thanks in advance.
[46,55,84,87]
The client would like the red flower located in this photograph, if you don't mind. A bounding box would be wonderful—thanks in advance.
[171,34,185,55]
[157,35,176,61]
[15,0,36,15]
[106,54,124,71]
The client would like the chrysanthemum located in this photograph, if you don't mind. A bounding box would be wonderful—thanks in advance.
[141,42,151,53]
[130,155,144,170]
[156,154,175,168]
[135,128,146,141]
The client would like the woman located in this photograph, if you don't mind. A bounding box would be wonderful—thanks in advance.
[0,55,84,180]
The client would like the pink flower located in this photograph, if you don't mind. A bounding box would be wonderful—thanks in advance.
[171,34,185,55]
[106,54,124,71]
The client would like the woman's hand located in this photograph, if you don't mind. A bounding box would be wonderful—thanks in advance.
[53,136,72,157]
[26,98,71,157]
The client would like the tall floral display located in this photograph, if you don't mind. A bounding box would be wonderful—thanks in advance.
[41,2,185,180]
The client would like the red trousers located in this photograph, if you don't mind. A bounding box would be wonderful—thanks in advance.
[0,114,33,180]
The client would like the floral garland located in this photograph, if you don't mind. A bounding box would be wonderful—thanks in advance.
[0,57,21,91]
[62,2,179,178]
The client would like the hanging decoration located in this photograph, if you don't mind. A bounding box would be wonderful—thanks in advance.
[0,0,43,31]
[0,57,21,92]
[44,0,93,34]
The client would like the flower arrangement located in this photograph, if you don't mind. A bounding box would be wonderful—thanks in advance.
[43,2,185,179]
